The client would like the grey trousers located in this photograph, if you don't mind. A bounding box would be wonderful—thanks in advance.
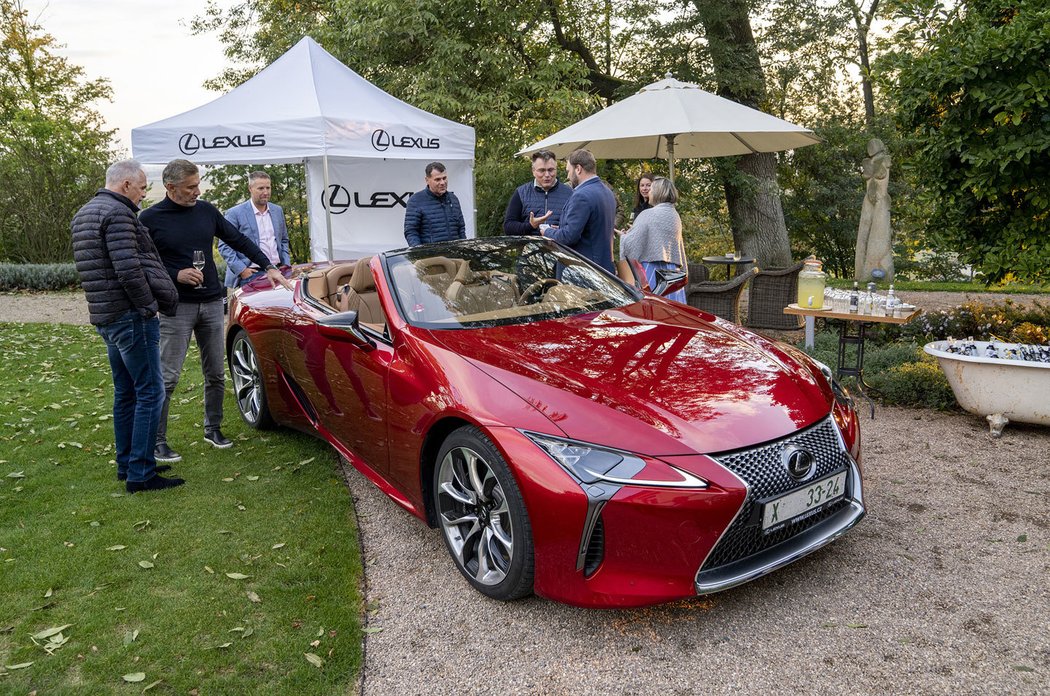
[157,299,226,444]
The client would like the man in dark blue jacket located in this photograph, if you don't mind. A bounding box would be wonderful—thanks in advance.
[542,149,617,273]
[403,162,466,246]
[71,159,183,493]
[503,150,572,235]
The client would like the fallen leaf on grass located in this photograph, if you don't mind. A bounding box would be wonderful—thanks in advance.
[246,591,261,603]
[31,625,73,640]
[362,627,383,634]
[271,542,285,550]
[246,476,259,482]
[222,478,234,483]
[214,642,232,649]
[142,679,163,692]
[7,471,25,478]
[138,561,154,569]
[44,588,52,598]
[304,653,323,668]
[122,672,146,682]
[204,566,214,574]
[6,662,33,670]
[107,545,127,551]
[123,629,139,645]
[225,572,250,580]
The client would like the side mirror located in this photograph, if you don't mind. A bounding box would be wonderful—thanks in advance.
[317,310,374,349]
[654,268,687,297]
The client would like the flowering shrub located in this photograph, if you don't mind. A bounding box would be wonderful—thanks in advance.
[873,299,1050,345]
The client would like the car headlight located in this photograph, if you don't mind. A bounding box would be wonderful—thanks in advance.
[812,359,853,409]
[524,432,707,489]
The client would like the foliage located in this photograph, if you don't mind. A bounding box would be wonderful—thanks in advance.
[888,0,1050,284]
[202,164,312,263]
[868,357,957,409]
[801,329,955,409]
[0,322,361,692]
[0,1,114,263]
[880,298,1050,344]
[0,262,78,290]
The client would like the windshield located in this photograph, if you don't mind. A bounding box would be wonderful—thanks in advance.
[384,237,641,329]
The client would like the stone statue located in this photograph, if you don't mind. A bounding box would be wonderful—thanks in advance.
[855,138,894,282]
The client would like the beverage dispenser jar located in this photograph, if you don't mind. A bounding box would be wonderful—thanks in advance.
[797,256,827,309]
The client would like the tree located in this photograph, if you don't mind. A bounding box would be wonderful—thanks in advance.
[889,0,1050,283]
[0,0,114,263]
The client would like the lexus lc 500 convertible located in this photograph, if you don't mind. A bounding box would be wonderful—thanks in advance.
[226,236,864,608]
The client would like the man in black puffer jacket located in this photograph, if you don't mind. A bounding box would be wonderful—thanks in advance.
[71,159,185,494]
[403,162,466,246]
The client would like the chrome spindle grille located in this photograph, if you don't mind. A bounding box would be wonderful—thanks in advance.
[702,418,851,570]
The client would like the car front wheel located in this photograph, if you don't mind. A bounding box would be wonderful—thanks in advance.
[229,330,274,429]
[434,426,534,601]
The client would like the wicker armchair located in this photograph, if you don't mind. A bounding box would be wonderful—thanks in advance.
[745,261,805,330]
[685,267,758,323]
[687,263,709,283]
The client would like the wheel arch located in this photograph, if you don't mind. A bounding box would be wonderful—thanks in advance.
[418,415,475,528]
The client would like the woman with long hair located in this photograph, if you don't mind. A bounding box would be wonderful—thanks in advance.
[619,176,687,303]
[631,173,655,221]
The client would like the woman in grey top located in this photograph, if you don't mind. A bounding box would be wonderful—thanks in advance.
[619,177,687,302]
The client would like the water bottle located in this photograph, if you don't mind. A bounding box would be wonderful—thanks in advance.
[849,282,859,313]
[886,285,898,316]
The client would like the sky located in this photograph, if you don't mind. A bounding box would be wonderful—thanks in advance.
[21,0,239,155]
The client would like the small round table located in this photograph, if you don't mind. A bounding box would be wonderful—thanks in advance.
[701,255,756,280]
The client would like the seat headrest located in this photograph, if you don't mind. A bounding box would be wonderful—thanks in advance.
[348,256,375,293]
[413,256,459,278]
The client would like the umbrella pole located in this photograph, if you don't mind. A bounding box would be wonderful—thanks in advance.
[666,134,676,184]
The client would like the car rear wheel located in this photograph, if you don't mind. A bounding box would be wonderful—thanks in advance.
[229,330,274,429]
[434,426,534,601]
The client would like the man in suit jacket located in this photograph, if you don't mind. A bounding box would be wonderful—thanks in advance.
[219,171,291,287]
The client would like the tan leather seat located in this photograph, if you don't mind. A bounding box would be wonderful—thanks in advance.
[333,257,385,328]
[446,262,519,314]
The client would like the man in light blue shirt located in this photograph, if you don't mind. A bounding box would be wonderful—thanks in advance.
[220,171,291,287]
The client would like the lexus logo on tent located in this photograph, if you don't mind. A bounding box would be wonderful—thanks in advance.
[178,133,267,156]
[322,185,352,215]
[371,129,440,153]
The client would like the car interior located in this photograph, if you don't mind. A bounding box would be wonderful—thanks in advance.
[303,257,387,335]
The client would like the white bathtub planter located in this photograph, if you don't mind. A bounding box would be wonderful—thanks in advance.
[924,340,1050,437]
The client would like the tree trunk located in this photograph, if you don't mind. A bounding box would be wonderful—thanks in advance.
[692,0,792,268]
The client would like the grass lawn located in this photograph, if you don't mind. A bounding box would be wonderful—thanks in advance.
[0,323,362,693]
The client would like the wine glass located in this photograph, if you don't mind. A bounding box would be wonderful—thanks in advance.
[192,250,206,289]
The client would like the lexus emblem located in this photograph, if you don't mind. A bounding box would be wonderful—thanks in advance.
[783,446,814,480]
[322,184,351,215]
[371,129,390,152]
[179,133,201,155]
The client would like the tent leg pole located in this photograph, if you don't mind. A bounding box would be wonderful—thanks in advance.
[322,154,334,261]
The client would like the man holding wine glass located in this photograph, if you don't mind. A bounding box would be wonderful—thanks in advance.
[142,159,292,464]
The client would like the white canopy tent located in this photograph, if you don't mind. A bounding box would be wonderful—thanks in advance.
[132,37,476,260]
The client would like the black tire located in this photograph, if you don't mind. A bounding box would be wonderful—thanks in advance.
[228,330,275,429]
[433,426,534,601]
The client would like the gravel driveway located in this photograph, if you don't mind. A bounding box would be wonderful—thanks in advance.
[7,291,1049,694]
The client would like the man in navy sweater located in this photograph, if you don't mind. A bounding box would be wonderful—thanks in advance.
[542,149,617,273]
[502,150,572,235]
[141,159,291,463]
[403,162,466,246]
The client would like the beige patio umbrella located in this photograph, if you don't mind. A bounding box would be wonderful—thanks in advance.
[517,75,821,181]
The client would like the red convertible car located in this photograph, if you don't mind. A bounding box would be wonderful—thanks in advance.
[226,237,864,608]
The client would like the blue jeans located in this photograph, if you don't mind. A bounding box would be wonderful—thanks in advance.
[157,299,226,444]
[96,311,164,483]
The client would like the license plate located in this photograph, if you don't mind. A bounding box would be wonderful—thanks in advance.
[762,471,847,530]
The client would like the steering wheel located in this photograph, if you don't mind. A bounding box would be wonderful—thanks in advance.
[516,278,560,305]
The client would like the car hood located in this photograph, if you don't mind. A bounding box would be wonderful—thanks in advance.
[429,300,832,456]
